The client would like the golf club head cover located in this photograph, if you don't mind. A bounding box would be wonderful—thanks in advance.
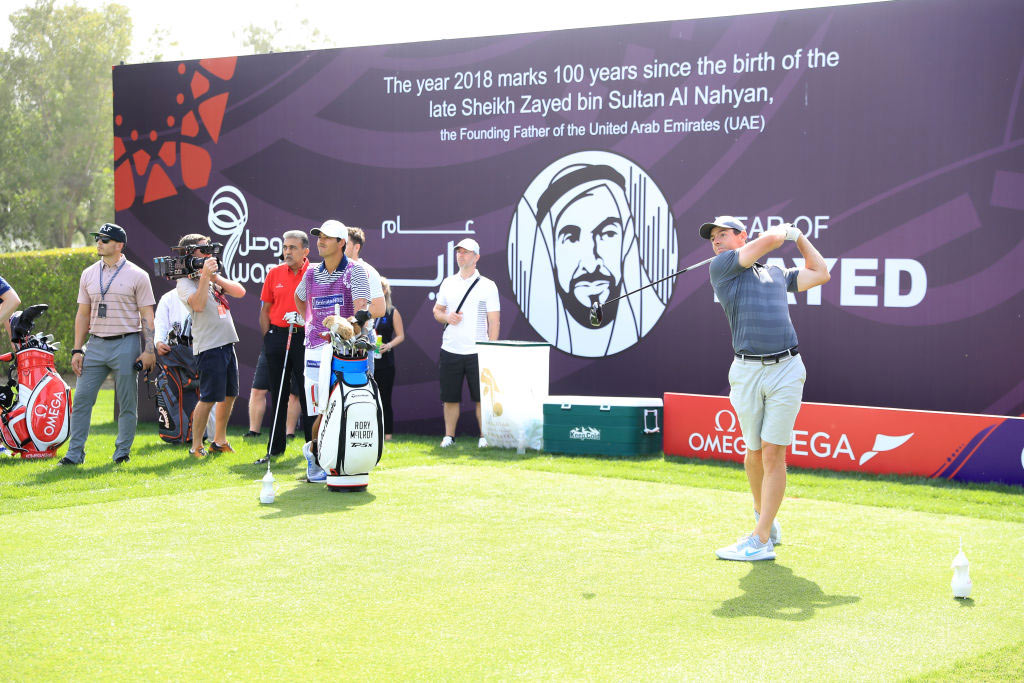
[9,304,48,345]
[353,309,371,326]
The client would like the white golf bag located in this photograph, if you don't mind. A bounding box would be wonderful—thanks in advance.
[315,344,383,491]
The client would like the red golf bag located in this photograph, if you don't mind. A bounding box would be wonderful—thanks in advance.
[0,305,72,458]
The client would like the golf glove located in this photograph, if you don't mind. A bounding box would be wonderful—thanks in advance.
[768,223,802,241]
[283,311,304,326]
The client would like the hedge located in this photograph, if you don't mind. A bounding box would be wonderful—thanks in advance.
[0,248,97,375]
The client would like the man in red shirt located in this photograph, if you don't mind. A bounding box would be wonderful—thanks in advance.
[258,230,311,458]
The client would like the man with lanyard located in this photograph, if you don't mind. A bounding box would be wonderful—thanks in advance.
[432,238,500,448]
[343,226,386,374]
[257,229,312,460]
[60,223,156,466]
[294,219,382,482]
[700,216,831,561]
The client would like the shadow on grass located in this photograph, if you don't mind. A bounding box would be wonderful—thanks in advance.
[713,562,859,621]
[663,453,1024,495]
[434,442,665,466]
[25,438,217,483]
[256,479,376,519]
[227,456,304,480]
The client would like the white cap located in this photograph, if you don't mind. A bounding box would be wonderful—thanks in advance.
[455,238,480,254]
[311,219,347,240]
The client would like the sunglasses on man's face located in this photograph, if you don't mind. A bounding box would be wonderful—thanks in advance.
[95,236,112,244]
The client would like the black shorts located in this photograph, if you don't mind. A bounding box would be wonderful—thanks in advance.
[254,340,303,395]
[439,349,480,403]
[252,351,269,391]
[198,344,239,403]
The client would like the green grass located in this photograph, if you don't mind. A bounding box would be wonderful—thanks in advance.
[1,391,1022,679]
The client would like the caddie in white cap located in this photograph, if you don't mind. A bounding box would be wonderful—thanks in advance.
[293,218,384,482]
[701,215,831,562]
[431,236,499,449]
[310,219,348,240]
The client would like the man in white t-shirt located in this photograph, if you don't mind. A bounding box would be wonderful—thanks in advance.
[155,288,189,353]
[154,287,215,441]
[344,226,386,374]
[431,238,500,448]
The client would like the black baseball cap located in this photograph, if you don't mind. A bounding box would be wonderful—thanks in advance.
[89,223,127,243]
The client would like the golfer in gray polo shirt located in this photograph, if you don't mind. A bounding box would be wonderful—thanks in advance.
[700,216,831,561]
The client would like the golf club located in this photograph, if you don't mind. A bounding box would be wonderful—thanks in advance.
[588,255,715,327]
[255,320,296,466]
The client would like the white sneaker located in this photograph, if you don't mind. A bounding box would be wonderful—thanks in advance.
[440,436,455,448]
[477,437,488,448]
[754,510,782,545]
[716,533,776,561]
[303,441,326,483]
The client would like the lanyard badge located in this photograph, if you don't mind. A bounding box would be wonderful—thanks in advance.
[98,259,127,318]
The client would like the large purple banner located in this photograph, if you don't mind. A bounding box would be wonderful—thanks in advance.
[113,0,1024,433]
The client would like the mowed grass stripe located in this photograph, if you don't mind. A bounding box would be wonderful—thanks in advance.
[1,465,1021,680]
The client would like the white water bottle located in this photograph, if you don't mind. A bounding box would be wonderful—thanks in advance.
[951,539,972,599]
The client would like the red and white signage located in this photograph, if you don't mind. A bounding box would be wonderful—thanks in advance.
[663,393,1024,486]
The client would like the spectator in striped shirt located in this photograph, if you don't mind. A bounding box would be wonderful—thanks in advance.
[60,223,156,466]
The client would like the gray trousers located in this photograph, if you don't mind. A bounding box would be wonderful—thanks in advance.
[65,334,140,463]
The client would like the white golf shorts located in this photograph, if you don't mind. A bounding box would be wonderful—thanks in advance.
[728,353,806,451]
[303,347,323,416]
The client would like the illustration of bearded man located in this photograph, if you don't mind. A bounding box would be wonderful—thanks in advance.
[517,162,667,356]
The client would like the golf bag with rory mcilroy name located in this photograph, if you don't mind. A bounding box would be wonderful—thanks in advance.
[315,315,383,491]
[0,305,72,458]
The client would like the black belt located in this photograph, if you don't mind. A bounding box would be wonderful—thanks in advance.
[268,326,302,334]
[735,345,799,364]
[93,332,138,341]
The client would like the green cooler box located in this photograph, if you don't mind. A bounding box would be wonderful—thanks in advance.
[543,396,663,456]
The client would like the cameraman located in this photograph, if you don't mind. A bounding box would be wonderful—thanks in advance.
[175,233,246,458]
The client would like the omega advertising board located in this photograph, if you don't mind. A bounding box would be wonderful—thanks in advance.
[112,0,1024,433]
[663,392,1024,486]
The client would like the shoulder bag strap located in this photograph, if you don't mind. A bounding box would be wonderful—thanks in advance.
[442,276,480,330]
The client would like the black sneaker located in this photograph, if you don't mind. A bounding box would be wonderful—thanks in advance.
[254,451,284,465]
[243,431,261,438]
[114,454,130,464]
[58,456,80,466]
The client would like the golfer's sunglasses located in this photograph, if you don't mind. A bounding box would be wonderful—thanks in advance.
[94,236,112,244]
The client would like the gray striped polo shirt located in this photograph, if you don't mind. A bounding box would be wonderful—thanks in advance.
[710,250,799,355]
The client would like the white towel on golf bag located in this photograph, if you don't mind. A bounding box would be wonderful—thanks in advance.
[316,354,384,478]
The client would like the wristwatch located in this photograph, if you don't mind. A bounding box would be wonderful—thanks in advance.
[71,349,84,356]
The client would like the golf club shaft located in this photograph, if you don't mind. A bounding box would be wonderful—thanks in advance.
[601,255,715,307]
[264,322,294,465]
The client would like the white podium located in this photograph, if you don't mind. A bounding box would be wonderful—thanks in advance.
[475,341,550,451]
